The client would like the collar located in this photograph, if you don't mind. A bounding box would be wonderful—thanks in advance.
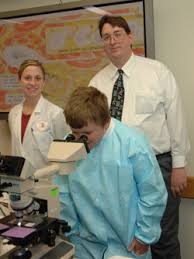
[34,95,44,113]
[103,118,114,140]
[108,52,136,79]
[22,95,44,115]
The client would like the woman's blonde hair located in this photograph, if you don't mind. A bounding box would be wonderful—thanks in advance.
[18,59,45,80]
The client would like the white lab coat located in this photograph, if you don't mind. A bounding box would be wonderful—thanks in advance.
[8,96,67,172]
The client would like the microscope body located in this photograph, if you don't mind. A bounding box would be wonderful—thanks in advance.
[0,135,88,257]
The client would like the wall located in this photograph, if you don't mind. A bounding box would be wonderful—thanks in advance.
[153,1,194,259]
[0,0,60,12]
[0,0,194,258]
[153,0,194,175]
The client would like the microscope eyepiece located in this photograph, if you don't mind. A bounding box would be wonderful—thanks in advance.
[53,134,90,153]
[78,135,90,153]
[65,134,75,142]
[79,135,88,142]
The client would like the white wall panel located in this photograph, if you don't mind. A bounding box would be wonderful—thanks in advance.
[0,0,60,12]
[153,1,194,259]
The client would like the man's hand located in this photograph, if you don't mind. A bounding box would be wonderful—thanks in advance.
[128,238,149,256]
[171,167,187,198]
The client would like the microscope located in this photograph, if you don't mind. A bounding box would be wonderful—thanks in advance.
[0,134,89,258]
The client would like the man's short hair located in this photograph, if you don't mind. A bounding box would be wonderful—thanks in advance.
[98,15,131,37]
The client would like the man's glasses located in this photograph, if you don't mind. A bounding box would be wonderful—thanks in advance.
[101,30,126,44]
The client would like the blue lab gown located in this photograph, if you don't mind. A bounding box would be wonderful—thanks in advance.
[55,119,167,259]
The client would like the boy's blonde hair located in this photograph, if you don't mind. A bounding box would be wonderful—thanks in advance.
[65,86,110,128]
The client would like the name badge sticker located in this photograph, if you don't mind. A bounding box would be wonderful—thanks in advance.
[36,120,49,131]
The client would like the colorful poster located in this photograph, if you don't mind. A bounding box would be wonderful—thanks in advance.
[0,1,145,112]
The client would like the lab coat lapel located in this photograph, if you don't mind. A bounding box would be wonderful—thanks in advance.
[11,103,24,158]
[23,96,43,138]
[22,96,44,166]
[14,103,23,148]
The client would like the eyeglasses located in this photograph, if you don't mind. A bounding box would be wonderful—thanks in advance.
[101,30,126,44]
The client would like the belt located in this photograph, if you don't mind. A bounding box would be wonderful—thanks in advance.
[156,151,171,160]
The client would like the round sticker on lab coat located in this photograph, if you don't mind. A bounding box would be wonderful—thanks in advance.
[36,120,49,131]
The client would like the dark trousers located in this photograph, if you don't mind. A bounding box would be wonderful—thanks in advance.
[151,152,181,259]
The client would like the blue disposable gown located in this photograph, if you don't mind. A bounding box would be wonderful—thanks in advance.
[55,119,167,259]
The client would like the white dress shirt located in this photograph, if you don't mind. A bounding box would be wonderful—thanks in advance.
[89,53,190,168]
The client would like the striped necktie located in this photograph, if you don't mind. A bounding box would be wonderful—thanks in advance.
[110,69,124,121]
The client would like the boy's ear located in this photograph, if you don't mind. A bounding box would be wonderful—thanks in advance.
[104,117,111,129]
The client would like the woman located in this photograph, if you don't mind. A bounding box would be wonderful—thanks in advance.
[8,59,67,173]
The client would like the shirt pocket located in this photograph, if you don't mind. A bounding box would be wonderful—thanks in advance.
[31,126,53,155]
[135,94,157,115]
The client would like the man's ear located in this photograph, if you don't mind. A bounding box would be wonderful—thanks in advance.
[128,32,134,46]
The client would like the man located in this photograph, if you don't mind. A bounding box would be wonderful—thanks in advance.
[55,86,167,259]
[89,15,190,259]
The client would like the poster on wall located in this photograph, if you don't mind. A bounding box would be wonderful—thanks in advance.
[0,0,146,113]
